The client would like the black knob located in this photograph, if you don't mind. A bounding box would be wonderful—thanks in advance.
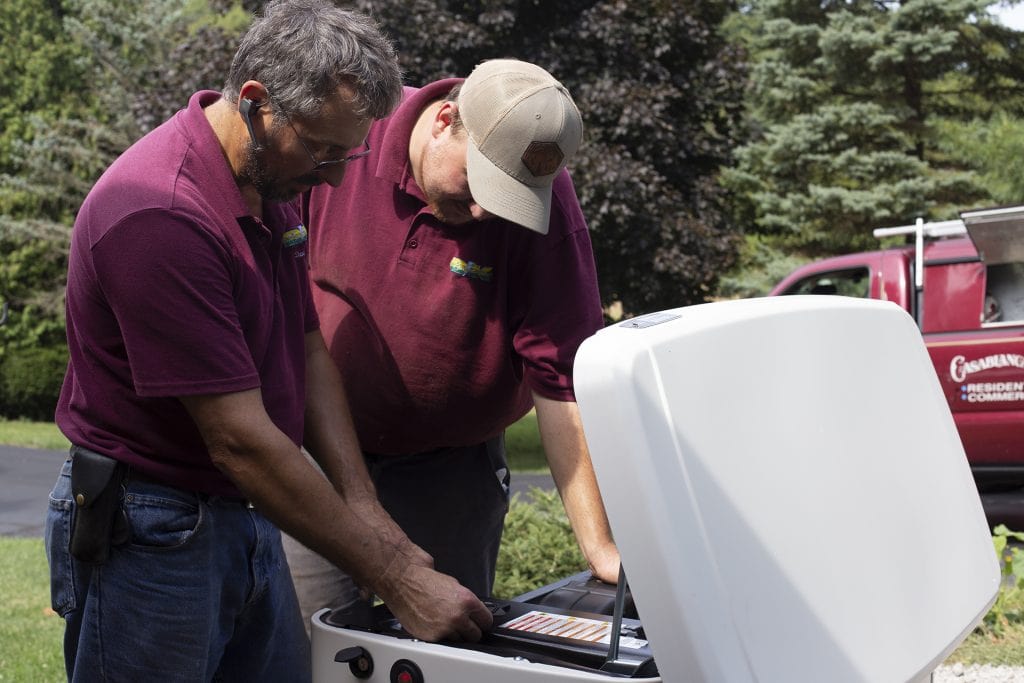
[334,646,374,679]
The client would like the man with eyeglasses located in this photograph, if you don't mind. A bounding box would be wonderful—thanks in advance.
[46,2,492,680]
[285,59,621,629]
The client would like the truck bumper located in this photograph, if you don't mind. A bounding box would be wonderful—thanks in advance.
[979,488,1024,530]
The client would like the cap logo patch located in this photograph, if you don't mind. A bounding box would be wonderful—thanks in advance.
[521,141,563,177]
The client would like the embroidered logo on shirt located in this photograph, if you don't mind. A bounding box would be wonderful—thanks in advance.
[283,223,308,258]
[450,256,493,282]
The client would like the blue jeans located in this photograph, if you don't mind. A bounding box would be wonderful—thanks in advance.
[46,455,310,682]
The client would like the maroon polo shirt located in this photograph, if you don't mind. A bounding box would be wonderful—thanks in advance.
[304,81,603,455]
[57,90,318,497]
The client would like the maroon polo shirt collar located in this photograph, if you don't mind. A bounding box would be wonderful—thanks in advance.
[183,90,257,224]
[374,79,462,202]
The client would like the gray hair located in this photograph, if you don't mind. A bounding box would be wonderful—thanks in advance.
[224,0,402,120]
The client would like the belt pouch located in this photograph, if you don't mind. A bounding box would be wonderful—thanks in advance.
[70,449,127,565]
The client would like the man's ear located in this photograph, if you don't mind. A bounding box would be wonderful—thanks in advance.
[238,81,269,109]
[435,101,458,136]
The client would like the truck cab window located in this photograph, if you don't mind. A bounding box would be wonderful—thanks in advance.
[783,268,870,298]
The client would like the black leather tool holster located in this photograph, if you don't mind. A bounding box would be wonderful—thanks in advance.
[70,448,130,565]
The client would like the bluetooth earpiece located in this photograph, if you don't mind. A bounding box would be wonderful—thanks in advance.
[239,97,263,117]
[239,97,265,149]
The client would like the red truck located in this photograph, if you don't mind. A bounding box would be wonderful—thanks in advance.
[769,205,1024,499]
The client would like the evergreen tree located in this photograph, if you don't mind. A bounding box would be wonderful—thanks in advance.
[0,0,246,418]
[0,0,95,215]
[725,0,1024,275]
[936,111,1024,206]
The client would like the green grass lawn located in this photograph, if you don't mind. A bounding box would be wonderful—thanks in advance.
[0,538,64,682]
[503,409,548,472]
[0,422,67,682]
[0,420,68,452]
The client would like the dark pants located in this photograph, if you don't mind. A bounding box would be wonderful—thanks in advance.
[282,435,510,632]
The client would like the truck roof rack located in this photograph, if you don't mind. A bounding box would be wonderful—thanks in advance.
[874,218,967,288]
[872,219,966,239]
[872,205,1024,270]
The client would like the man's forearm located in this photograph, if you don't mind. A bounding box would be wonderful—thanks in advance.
[302,331,375,499]
[180,388,412,588]
[533,392,621,583]
[179,386,491,641]
[299,331,428,568]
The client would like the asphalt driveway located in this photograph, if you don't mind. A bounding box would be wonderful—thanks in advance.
[0,445,555,537]
[0,445,67,536]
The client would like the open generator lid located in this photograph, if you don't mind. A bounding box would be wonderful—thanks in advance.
[572,296,998,683]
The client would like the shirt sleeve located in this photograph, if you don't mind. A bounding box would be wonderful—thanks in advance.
[90,209,260,397]
[513,173,604,401]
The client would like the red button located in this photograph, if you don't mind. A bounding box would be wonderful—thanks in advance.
[390,659,423,683]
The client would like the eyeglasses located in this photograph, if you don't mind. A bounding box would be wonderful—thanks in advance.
[281,110,371,172]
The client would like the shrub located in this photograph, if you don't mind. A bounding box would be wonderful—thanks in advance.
[0,345,67,421]
[984,525,1024,636]
[494,487,588,599]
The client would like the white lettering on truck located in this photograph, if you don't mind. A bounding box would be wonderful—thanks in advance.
[950,354,1024,403]
[950,354,1024,383]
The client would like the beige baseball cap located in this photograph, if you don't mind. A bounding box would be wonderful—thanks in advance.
[458,59,583,235]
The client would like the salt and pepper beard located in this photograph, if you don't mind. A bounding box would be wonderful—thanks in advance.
[241,125,322,204]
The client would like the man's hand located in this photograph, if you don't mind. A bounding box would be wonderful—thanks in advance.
[377,561,494,642]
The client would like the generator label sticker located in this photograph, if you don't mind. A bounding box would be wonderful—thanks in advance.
[502,611,648,650]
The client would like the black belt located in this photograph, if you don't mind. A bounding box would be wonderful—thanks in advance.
[123,465,255,509]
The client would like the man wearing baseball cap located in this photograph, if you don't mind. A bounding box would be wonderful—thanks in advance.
[288,58,619,627]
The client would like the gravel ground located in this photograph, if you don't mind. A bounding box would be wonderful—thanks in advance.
[934,664,1024,682]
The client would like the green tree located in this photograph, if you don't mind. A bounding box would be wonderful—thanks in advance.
[0,0,248,418]
[62,0,249,137]
[0,1,91,173]
[723,0,1024,296]
[936,111,1024,207]
[0,0,96,215]
[0,218,72,419]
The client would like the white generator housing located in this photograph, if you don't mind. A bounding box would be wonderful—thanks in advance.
[312,296,999,683]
